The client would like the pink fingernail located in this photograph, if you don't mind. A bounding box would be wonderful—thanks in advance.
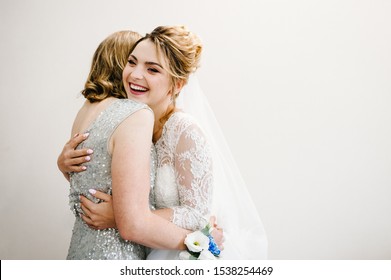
[89,189,96,195]
[81,166,87,170]
[83,133,89,138]
[87,149,93,154]
[85,156,91,161]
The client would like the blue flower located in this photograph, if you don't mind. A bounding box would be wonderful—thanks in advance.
[208,235,221,256]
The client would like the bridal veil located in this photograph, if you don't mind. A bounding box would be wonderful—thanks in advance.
[177,76,268,259]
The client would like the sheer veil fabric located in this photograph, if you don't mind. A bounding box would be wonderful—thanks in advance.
[177,76,268,259]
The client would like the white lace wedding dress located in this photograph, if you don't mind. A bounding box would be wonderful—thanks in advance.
[147,111,213,260]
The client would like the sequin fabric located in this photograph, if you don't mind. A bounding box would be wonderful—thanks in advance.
[67,99,156,260]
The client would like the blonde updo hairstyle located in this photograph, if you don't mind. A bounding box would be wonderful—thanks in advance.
[131,25,203,124]
[82,31,142,102]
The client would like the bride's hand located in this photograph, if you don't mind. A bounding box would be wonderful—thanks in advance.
[80,189,117,230]
[57,133,93,180]
[209,216,224,250]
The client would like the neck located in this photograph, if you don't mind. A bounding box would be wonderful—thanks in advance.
[152,119,163,143]
[152,104,177,143]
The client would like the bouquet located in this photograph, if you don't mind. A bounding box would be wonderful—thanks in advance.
[179,224,221,260]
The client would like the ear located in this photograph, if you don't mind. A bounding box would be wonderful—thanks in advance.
[174,79,185,95]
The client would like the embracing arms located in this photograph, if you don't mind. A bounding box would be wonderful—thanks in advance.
[57,113,223,248]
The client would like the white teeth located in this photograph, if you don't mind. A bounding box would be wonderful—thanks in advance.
[130,84,147,91]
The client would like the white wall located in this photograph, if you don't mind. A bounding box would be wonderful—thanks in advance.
[1,0,390,259]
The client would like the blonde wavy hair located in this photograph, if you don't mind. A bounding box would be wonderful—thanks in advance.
[131,25,203,124]
[82,31,141,102]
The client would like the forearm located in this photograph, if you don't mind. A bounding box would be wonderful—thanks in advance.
[117,209,189,250]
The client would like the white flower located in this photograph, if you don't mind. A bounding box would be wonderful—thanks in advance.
[198,249,216,260]
[185,231,209,252]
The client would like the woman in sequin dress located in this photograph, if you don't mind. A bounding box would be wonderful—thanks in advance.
[61,30,213,260]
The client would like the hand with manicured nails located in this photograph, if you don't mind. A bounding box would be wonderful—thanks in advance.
[80,189,116,230]
[57,133,93,181]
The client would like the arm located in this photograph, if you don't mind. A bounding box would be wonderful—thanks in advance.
[79,190,170,230]
[166,123,213,231]
[80,121,222,247]
[57,133,93,181]
[80,189,224,245]
[79,190,224,249]
[111,108,189,250]
[81,123,215,229]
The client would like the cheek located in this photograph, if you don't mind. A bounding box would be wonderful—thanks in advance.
[151,77,169,93]
[159,78,173,95]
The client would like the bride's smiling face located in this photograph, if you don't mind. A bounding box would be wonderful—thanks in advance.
[123,39,173,111]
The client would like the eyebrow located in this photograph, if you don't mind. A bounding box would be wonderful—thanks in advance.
[129,55,164,69]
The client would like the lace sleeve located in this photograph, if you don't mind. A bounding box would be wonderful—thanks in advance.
[171,123,213,231]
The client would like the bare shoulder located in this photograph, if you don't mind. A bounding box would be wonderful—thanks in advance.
[112,107,154,140]
[123,106,154,127]
[106,106,154,155]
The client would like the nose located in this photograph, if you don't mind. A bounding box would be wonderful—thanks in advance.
[130,65,143,80]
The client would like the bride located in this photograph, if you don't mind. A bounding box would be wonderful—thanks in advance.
[59,25,267,259]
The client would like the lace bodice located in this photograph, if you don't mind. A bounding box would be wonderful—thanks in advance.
[154,112,213,231]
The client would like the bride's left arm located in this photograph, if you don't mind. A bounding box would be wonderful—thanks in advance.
[164,123,213,231]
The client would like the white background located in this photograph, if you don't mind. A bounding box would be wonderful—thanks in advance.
[0,0,390,259]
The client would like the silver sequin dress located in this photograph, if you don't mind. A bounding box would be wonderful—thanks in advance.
[67,99,156,260]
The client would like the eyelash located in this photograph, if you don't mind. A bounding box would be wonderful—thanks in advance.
[127,59,160,74]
